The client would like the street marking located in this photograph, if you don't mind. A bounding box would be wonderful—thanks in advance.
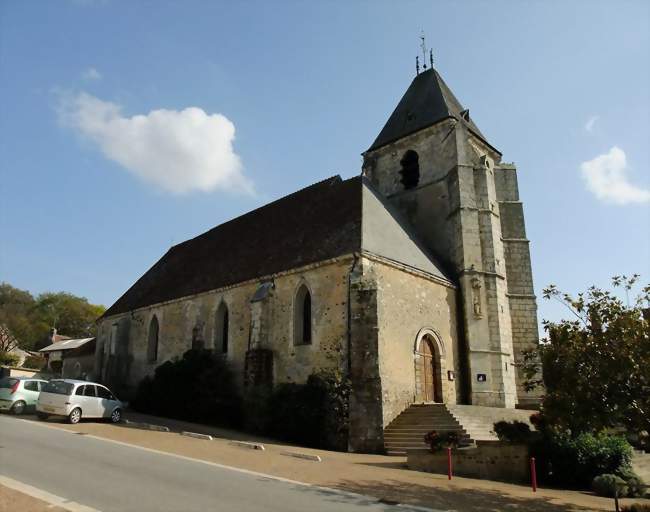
[10,417,448,512]
[0,475,101,512]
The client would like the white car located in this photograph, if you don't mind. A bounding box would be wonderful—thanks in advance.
[36,379,123,424]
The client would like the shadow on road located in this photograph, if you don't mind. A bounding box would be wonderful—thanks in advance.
[313,478,603,512]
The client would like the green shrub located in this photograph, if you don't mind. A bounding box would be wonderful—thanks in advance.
[0,352,20,367]
[493,420,533,443]
[621,504,650,512]
[592,474,627,498]
[132,349,241,427]
[22,355,45,370]
[532,431,632,487]
[618,466,647,498]
[243,370,350,451]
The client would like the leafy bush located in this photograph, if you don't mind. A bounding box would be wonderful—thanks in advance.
[22,355,45,370]
[618,466,647,498]
[532,431,633,487]
[0,352,20,367]
[493,420,533,443]
[621,504,650,512]
[592,474,627,498]
[423,430,460,452]
[132,349,241,427]
[244,370,350,451]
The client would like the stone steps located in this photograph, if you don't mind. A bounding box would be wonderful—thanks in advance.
[383,403,536,455]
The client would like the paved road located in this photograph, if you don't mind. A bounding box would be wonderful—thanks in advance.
[0,415,435,512]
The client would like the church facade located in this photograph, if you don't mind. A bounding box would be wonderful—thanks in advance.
[95,67,539,452]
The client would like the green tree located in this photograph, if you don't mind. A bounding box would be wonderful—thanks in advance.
[524,275,650,434]
[34,292,105,340]
[0,283,41,351]
[0,282,106,351]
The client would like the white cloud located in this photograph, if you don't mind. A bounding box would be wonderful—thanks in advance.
[81,68,102,81]
[584,115,599,133]
[58,92,253,195]
[580,146,650,205]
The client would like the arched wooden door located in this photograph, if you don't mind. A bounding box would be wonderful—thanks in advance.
[417,336,442,403]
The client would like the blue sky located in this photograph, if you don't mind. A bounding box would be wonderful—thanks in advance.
[1,0,648,328]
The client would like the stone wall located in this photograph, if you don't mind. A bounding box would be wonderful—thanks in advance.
[369,257,460,427]
[96,257,353,397]
[363,121,520,408]
[495,164,541,408]
[407,442,530,483]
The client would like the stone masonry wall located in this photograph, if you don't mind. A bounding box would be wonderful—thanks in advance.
[370,258,460,428]
[495,164,541,407]
[96,257,352,397]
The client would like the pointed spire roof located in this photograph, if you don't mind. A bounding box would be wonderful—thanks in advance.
[367,68,490,152]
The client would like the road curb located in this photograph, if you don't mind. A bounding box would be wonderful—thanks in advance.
[229,440,265,451]
[180,431,213,441]
[280,451,322,462]
[124,419,170,432]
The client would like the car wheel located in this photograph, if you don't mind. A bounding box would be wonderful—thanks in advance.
[110,408,122,423]
[37,412,49,420]
[11,401,26,415]
[68,408,82,424]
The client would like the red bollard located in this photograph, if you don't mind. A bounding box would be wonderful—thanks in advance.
[447,447,452,480]
[530,457,537,492]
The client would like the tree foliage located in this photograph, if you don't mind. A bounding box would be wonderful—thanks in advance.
[523,275,650,434]
[0,282,106,351]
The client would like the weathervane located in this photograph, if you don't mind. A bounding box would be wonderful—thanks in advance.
[415,31,434,75]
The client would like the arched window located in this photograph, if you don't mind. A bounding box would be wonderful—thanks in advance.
[147,315,159,363]
[399,150,420,189]
[214,302,229,353]
[294,285,312,345]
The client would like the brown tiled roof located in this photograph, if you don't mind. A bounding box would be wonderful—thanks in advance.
[103,176,362,317]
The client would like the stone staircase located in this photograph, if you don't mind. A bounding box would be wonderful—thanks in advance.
[383,403,535,456]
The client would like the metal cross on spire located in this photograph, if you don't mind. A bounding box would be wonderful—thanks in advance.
[416,31,434,75]
[420,31,428,70]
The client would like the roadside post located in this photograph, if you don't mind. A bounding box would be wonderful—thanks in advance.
[447,447,452,480]
[530,457,537,492]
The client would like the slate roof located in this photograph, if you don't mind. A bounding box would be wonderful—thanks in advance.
[103,177,362,317]
[367,68,490,152]
[103,175,454,319]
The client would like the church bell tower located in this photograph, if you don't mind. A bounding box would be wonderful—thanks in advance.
[362,64,540,409]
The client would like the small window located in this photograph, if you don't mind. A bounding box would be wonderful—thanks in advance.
[84,385,97,397]
[294,285,312,345]
[147,315,160,363]
[399,150,420,189]
[0,378,18,389]
[24,381,39,392]
[76,385,86,396]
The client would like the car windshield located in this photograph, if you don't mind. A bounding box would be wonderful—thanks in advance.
[0,378,18,389]
[43,381,74,396]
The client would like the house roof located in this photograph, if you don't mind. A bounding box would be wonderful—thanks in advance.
[103,176,453,318]
[367,68,491,152]
[39,337,95,352]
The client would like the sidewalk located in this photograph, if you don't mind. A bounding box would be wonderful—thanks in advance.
[23,412,649,512]
[0,484,67,512]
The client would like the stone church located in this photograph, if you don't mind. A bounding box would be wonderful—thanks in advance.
[95,65,540,452]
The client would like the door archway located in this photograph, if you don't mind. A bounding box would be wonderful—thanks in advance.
[414,330,445,403]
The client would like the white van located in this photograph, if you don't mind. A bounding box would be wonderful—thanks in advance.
[36,379,123,424]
